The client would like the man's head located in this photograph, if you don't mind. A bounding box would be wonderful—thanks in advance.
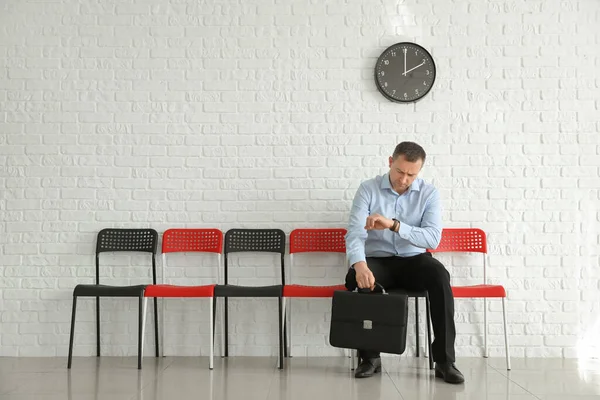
[388,141,426,194]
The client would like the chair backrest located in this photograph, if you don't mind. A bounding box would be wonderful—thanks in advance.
[428,228,488,283]
[161,228,223,285]
[288,228,347,284]
[95,228,158,285]
[162,228,223,254]
[289,228,347,254]
[223,229,286,285]
[429,228,487,254]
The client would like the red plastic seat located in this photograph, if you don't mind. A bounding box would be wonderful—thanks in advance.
[145,284,215,298]
[429,228,511,370]
[144,228,223,370]
[452,284,506,298]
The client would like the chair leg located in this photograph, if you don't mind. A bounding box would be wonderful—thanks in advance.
[283,298,289,358]
[224,297,229,357]
[278,297,284,369]
[96,296,100,357]
[415,297,420,357]
[220,297,225,358]
[153,297,159,358]
[161,298,166,357]
[67,296,78,369]
[138,297,148,370]
[502,297,511,370]
[209,297,214,370]
[350,349,357,371]
[426,295,433,370]
[138,296,143,369]
[288,298,293,357]
[212,297,217,357]
[484,298,488,358]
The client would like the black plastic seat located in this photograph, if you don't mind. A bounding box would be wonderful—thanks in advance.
[214,229,286,369]
[67,228,159,370]
[214,284,282,298]
[73,284,147,298]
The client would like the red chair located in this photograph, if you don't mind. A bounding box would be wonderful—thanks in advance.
[143,228,223,369]
[283,228,348,356]
[429,228,511,370]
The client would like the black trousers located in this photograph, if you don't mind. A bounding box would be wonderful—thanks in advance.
[344,253,456,363]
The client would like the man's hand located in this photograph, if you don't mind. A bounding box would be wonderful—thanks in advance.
[365,214,394,231]
[353,261,375,290]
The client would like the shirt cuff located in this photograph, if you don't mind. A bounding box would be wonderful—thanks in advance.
[398,221,413,240]
[347,252,366,268]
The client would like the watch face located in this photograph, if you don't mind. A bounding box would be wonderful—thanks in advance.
[374,42,436,103]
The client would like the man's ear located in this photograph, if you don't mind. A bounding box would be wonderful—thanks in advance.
[388,156,393,168]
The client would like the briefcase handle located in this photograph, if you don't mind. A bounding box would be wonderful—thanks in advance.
[374,282,387,295]
[357,282,388,295]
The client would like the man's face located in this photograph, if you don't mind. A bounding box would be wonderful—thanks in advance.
[388,155,423,194]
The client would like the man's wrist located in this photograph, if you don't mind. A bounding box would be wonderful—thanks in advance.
[385,218,395,230]
[389,218,400,232]
[353,261,368,272]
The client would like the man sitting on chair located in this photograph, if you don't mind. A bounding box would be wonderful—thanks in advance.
[344,141,464,384]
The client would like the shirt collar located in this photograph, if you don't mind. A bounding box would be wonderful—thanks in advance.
[381,173,421,194]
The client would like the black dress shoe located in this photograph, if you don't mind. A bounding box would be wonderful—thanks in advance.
[354,357,382,378]
[435,362,465,384]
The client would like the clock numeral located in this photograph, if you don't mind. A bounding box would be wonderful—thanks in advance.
[404,93,407,98]
[384,60,389,65]
[415,89,419,94]
[415,51,418,56]
[392,89,396,95]
[380,71,385,77]
[423,81,427,85]
[426,70,430,75]
[391,51,396,57]
[422,59,426,63]
[384,82,388,87]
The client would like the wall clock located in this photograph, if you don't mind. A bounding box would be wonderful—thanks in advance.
[374,42,436,103]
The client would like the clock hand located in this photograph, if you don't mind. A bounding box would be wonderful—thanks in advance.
[403,48,407,75]
[402,61,425,76]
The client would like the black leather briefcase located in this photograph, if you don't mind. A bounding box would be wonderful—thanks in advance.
[329,283,408,355]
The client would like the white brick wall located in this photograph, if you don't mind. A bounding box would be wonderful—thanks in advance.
[1,0,599,359]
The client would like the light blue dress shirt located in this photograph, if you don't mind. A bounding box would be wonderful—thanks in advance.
[345,173,443,267]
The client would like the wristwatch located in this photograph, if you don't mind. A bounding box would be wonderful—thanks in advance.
[389,218,400,232]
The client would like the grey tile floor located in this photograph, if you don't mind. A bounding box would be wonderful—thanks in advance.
[0,356,599,400]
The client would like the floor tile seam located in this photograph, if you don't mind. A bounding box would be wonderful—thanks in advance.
[383,369,407,399]
[486,359,543,400]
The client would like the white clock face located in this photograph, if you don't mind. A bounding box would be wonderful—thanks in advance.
[375,42,436,103]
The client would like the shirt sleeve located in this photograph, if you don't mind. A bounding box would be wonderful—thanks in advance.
[345,182,370,267]
[397,188,442,249]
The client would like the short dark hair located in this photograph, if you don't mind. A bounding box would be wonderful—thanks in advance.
[392,141,426,163]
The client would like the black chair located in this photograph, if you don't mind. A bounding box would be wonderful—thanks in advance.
[349,289,433,371]
[67,228,159,370]
[389,289,433,370]
[214,229,286,369]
